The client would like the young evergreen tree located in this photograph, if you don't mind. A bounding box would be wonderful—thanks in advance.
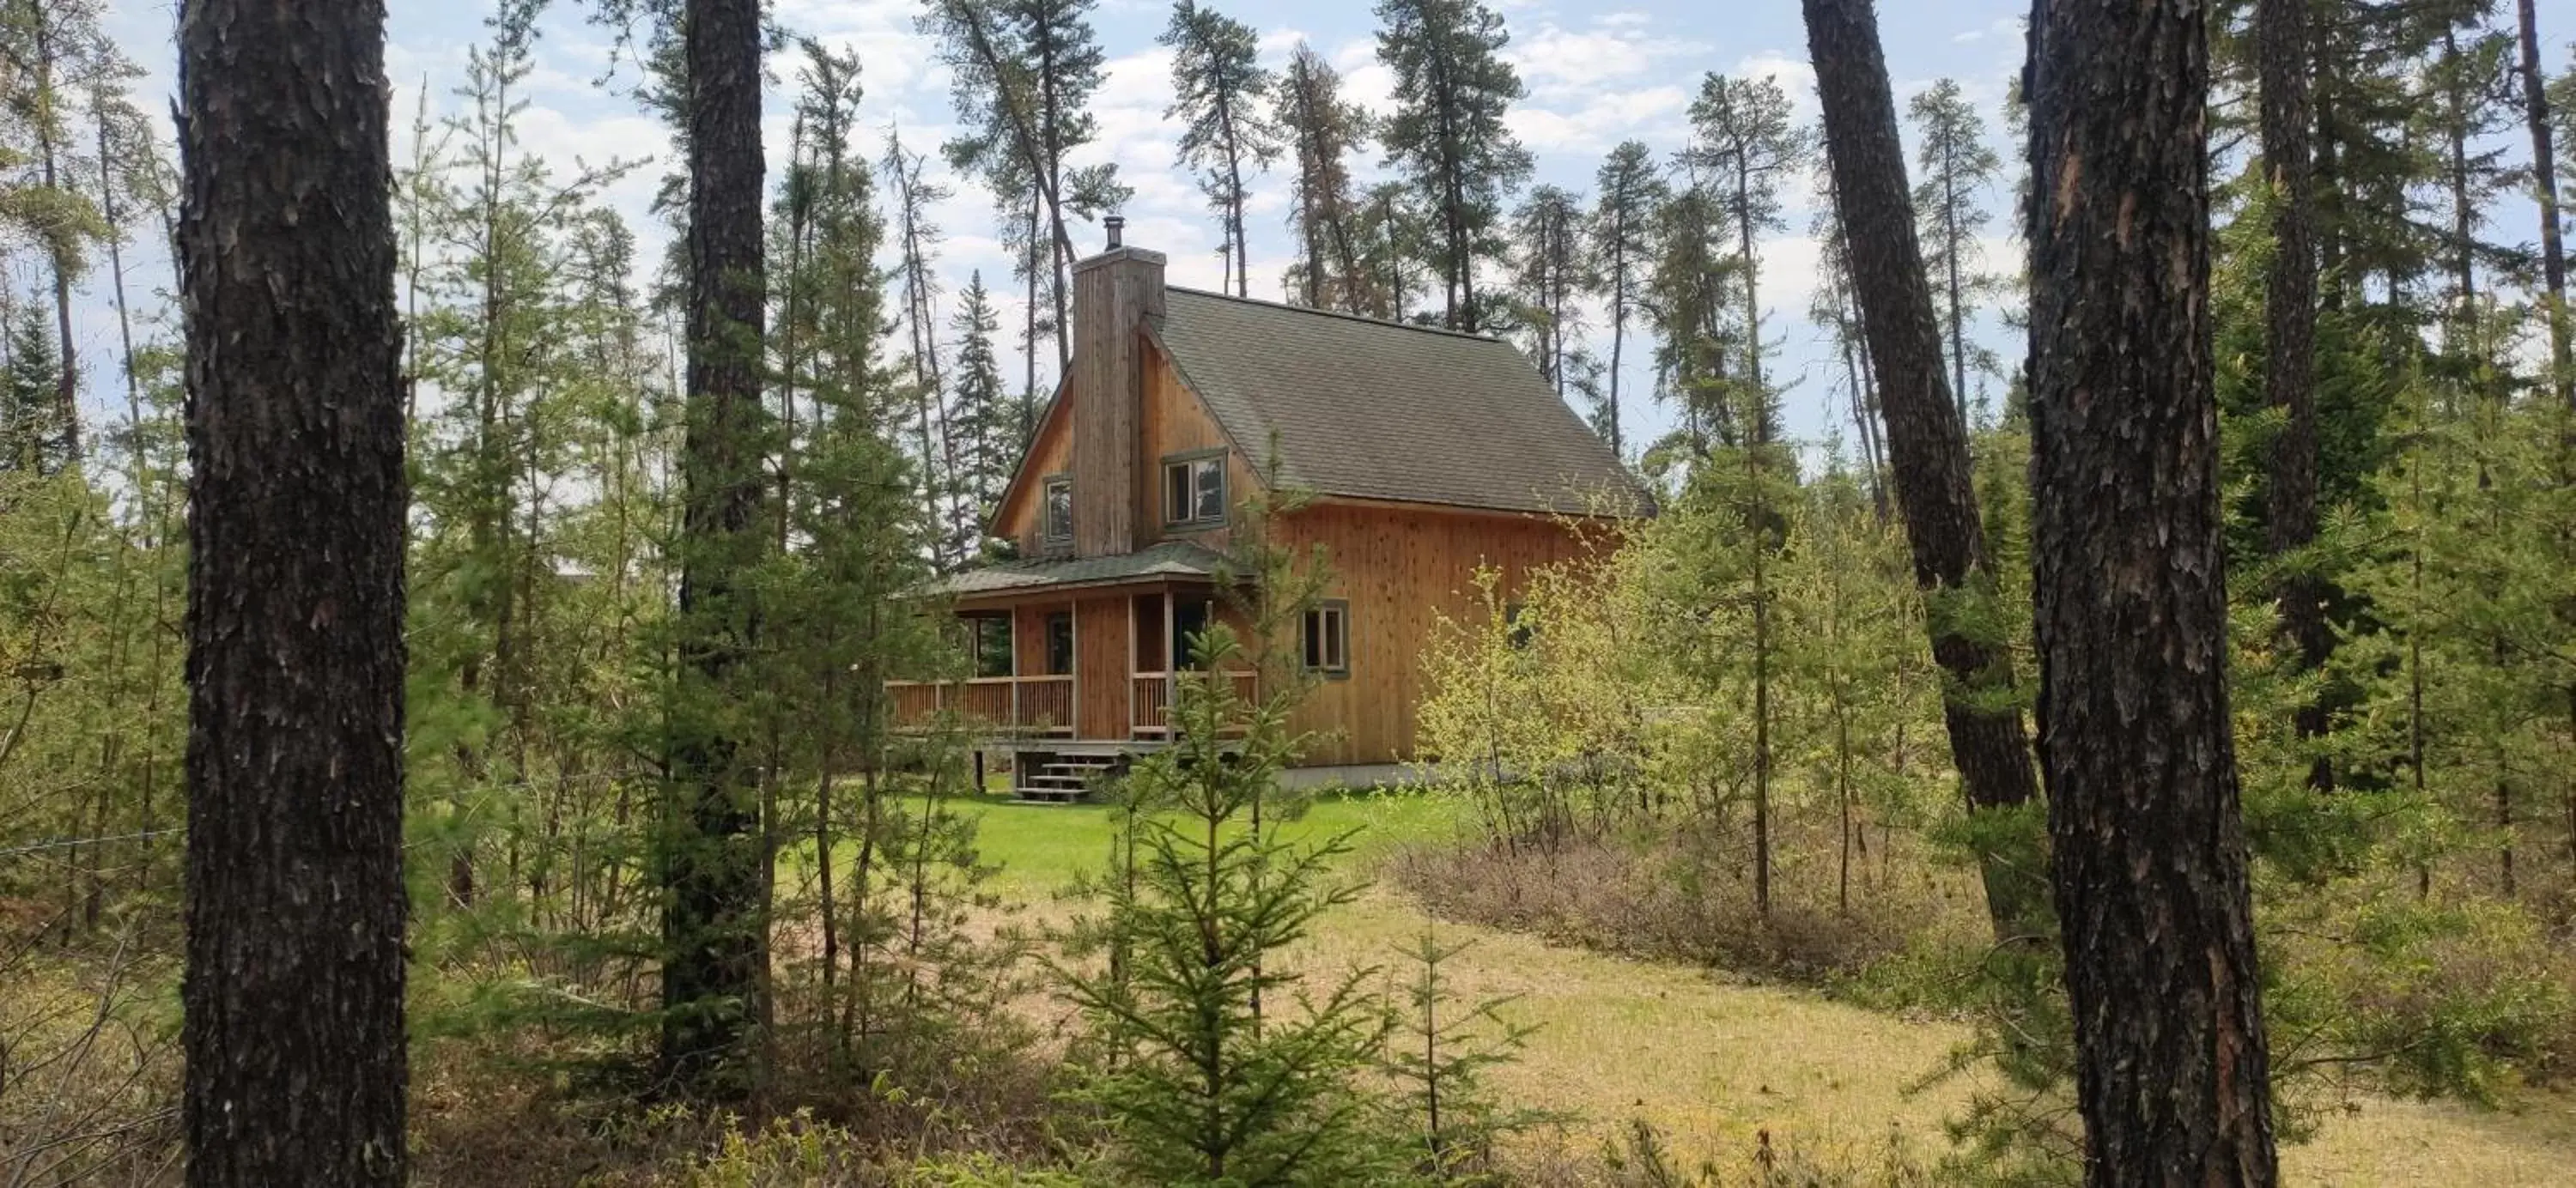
[1375,0,1530,331]
[177,0,410,1179]
[1278,43,1372,312]
[945,272,1013,560]
[2026,0,2281,1175]
[1162,0,1279,299]
[1060,626,1388,1186]
[0,300,69,475]
[1589,140,1665,458]
[1904,78,2002,426]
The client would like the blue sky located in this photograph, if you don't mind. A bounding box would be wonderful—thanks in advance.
[64,1,2561,462]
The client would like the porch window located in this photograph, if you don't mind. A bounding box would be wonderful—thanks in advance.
[970,615,1012,678]
[1045,611,1074,676]
[1042,475,1072,546]
[1161,452,1225,527]
[1301,600,1349,678]
[1172,597,1211,669]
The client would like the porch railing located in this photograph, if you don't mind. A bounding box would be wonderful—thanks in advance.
[886,676,1074,736]
[1129,670,1260,737]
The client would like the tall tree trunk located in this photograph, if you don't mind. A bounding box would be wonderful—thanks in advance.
[1941,156,1969,427]
[177,0,409,1180]
[1801,0,2051,942]
[663,0,769,1099]
[2520,0,2575,409]
[2025,0,2281,1179]
[2262,0,2330,792]
[32,4,82,463]
[1607,252,1628,457]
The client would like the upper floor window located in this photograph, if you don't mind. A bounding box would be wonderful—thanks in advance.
[1042,475,1072,546]
[1301,600,1349,678]
[1162,452,1226,528]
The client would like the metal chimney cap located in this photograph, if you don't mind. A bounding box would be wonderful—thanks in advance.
[1104,215,1125,249]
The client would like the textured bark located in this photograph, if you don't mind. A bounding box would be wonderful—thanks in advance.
[2025,0,2281,1180]
[663,0,770,1097]
[2260,0,2330,791]
[2519,0,2574,410]
[176,0,409,1181]
[1801,0,2050,941]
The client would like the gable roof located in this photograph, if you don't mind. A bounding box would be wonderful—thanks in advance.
[1149,288,1643,517]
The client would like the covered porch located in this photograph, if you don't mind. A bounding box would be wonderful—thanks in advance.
[888,542,1258,762]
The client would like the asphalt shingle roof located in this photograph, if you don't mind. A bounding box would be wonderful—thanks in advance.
[1151,288,1643,517]
[924,540,1236,597]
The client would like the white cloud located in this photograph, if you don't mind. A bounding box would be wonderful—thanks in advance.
[1508,84,1690,154]
[1506,21,1707,100]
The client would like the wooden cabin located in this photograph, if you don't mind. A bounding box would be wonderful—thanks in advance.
[890,223,1641,797]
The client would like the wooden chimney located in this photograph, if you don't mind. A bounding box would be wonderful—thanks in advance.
[1069,217,1164,557]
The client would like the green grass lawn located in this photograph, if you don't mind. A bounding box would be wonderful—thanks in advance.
[955,785,1467,894]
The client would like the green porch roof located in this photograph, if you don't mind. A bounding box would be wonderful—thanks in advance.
[925,540,1239,600]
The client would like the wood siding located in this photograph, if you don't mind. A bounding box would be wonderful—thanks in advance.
[1073,594,1132,739]
[1278,500,1599,766]
[975,293,1619,767]
[993,393,1074,555]
[1139,342,1261,551]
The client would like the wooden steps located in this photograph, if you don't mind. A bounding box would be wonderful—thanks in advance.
[1011,753,1124,803]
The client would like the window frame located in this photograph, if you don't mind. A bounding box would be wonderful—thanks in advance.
[1039,473,1073,549]
[1301,599,1351,680]
[1159,449,1229,530]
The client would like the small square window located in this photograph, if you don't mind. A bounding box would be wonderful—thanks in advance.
[1042,476,1072,544]
[1162,454,1226,527]
[1301,601,1349,677]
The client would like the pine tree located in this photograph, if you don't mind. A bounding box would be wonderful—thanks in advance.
[1162,0,1279,299]
[1588,141,1664,458]
[1,299,68,475]
[1375,0,1530,331]
[1802,0,2050,942]
[1358,180,1430,322]
[664,0,772,1100]
[884,126,971,567]
[1810,169,1888,515]
[177,0,410,1179]
[2259,0,2333,792]
[0,0,120,464]
[1904,78,2002,426]
[926,0,1127,376]
[2518,0,2573,407]
[1510,184,1589,402]
[1060,624,1388,1186]
[1684,72,1807,444]
[1278,43,1372,312]
[1644,184,1734,458]
[2026,0,2281,1173]
[945,272,1012,560]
